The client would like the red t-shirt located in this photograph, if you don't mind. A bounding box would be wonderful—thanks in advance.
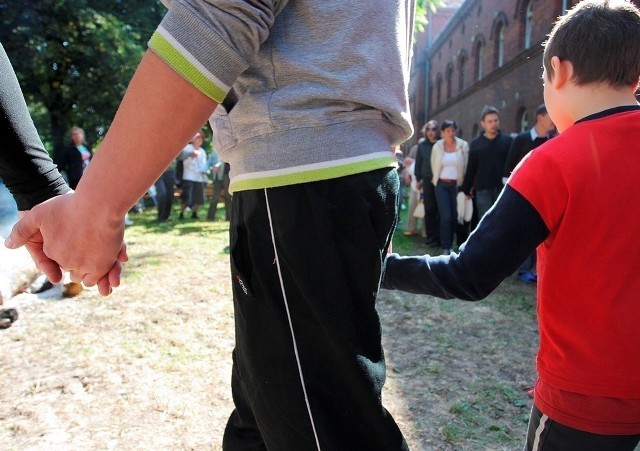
[509,107,640,434]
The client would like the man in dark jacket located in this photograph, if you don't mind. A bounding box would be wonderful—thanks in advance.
[414,120,440,246]
[462,106,513,220]
[502,104,555,283]
[503,104,556,178]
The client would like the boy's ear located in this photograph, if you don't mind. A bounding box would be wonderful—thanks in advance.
[549,56,574,90]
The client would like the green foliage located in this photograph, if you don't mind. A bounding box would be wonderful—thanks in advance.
[0,1,165,152]
[415,0,446,33]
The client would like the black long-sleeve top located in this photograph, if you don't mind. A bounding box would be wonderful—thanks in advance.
[0,43,69,210]
[414,139,436,183]
[503,130,550,178]
[462,131,512,195]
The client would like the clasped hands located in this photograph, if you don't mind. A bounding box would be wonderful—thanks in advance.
[4,191,128,296]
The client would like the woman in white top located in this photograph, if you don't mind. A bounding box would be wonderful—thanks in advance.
[179,131,208,220]
[430,120,469,254]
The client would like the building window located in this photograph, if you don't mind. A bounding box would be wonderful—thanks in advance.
[562,0,569,14]
[524,1,534,49]
[491,13,508,69]
[472,123,479,137]
[474,39,484,81]
[496,24,505,67]
[516,107,529,132]
[446,64,454,99]
[458,52,467,93]
[436,74,443,107]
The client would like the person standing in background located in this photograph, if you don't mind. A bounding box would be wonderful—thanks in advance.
[503,104,556,283]
[402,156,421,236]
[206,149,230,222]
[414,120,440,246]
[462,106,513,220]
[430,120,469,255]
[54,126,92,190]
[154,162,176,223]
[178,131,207,220]
[503,104,556,178]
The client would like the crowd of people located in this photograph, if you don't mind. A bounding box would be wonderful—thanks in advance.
[399,103,556,282]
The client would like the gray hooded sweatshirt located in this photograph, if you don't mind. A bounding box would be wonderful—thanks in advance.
[150,0,415,193]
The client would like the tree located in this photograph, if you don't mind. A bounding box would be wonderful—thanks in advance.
[416,0,446,33]
[0,1,164,153]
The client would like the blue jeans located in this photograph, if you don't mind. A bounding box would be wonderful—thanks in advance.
[475,187,502,219]
[434,181,458,251]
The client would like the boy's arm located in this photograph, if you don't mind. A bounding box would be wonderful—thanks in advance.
[382,185,549,300]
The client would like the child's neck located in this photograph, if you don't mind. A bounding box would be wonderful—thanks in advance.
[570,83,638,124]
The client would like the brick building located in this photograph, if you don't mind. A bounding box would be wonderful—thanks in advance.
[407,0,640,147]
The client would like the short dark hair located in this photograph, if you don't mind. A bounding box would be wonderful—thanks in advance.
[480,105,500,121]
[441,119,458,132]
[535,104,547,117]
[543,0,640,88]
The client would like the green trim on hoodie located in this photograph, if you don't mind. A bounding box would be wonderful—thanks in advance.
[148,31,228,103]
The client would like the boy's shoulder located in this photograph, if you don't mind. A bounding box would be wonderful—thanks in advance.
[522,106,640,167]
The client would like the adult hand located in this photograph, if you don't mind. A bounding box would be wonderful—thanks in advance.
[4,192,128,296]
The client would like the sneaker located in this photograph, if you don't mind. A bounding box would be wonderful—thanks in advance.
[179,212,185,220]
[403,230,418,236]
[191,211,199,219]
[29,274,54,294]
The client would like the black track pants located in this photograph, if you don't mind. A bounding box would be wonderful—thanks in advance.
[222,168,408,451]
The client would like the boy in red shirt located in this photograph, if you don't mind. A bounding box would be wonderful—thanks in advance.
[383,1,640,449]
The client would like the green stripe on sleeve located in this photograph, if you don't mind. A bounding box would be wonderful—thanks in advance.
[149,32,228,103]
